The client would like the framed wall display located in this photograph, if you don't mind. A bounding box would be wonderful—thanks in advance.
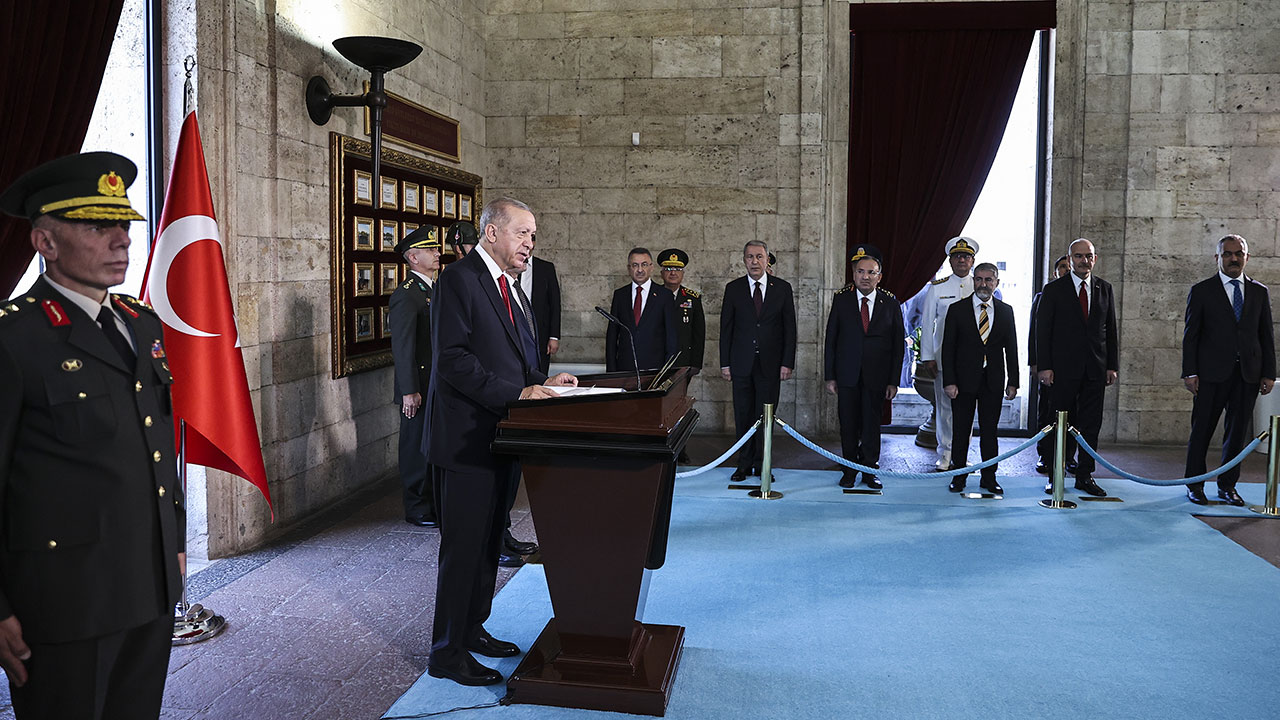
[353,217,374,250]
[441,190,457,219]
[380,177,399,209]
[353,169,373,205]
[354,308,375,341]
[459,194,472,221]
[403,182,420,213]
[422,186,439,216]
[330,132,483,378]
[380,263,400,295]
[380,306,393,338]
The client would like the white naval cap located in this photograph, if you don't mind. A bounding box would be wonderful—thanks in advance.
[945,236,978,256]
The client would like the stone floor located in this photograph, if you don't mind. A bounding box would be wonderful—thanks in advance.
[1,431,1276,719]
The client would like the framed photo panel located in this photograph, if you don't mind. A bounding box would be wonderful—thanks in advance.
[353,169,373,206]
[441,190,457,219]
[422,186,439,216]
[459,194,472,221]
[380,177,399,209]
[402,222,419,239]
[403,182,420,213]
[353,263,375,297]
[380,220,399,251]
[380,263,400,295]
[380,306,393,338]
[354,307,375,341]
[353,216,374,250]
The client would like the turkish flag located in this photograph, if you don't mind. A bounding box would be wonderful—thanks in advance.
[142,113,272,517]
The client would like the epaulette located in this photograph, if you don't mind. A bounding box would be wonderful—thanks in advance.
[930,275,951,285]
[879,288,896,299]
[0,296,35,324]
[683,287,701,298]
[835,285,853,295]
[114,294,158,317]
[401,280,415,289]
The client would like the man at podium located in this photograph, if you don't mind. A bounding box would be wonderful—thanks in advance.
[425,197,577,686]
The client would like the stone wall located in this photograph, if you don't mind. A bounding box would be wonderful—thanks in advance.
[188,0,487,556]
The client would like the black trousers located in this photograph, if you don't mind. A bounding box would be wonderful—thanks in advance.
[949,383,1002,481]
[1052,375,1105,480]
[431,463,516,664]
[399,408,439,520]
[1034,382,1077,463]
[732,357,781,473]
[11,614,172,720]
[1186,364,1259,491]
[837,380,883,479]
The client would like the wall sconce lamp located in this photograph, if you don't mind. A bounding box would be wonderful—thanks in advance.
[306,36,422,190]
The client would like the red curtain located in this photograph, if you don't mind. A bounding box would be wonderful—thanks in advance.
[847,1,1055,298]
[0,0,125,297]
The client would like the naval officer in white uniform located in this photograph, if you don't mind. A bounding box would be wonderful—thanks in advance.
[917,237,978,471]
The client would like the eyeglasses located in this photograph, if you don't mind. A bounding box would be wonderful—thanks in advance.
[852,268,880,277]
[628,262,653,270]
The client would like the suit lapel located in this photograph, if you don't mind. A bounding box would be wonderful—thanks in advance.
[474,258,523,357]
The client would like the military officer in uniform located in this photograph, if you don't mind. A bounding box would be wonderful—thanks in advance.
[918,237,978,471]
[0,152,185,719]
[390,226,442,528]
[445,220,477,257]
[657,248,704,370]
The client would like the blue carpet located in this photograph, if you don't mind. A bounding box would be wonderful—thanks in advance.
[386,469,1280,719]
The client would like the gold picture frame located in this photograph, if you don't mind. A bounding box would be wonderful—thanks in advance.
[459,194,473,221]
[441,190,457,219]
[354,307,375,341]
[380,263,400,295]
[380,306,393,338]
[403,182,420,213]
[380,177,399,209]
[402,221,419,239]
[380,220,399,251]
[353,216,374,250]
[353,169,373,205]
[353,263,374,296]
[422,186,439,216]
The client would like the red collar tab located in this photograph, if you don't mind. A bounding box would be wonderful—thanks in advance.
[112,295,139,318]
[41,299,71,327]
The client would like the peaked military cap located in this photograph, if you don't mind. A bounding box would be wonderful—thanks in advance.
[945,236,979,256]
[658,248,689,269]
[444,221,478,250]
[849,244,883,264]
[0,151,145,222]
[394,225,440,255]
[768,252,777,267]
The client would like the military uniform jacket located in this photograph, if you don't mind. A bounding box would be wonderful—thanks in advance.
[389,273,432,400]
[823,286,905,389]
[673,286,705,369]
[918,273,973,362]
[0,277,185,643]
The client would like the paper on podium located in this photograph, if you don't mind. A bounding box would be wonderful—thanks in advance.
[542,385,626,397]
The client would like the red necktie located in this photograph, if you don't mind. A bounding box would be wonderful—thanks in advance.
[860,296,870,332]
[634,285,643,325]
[753,281,763,317]
[1078,281,1089,321]
[498,275,515,325]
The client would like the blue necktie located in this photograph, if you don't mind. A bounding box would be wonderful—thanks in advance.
[1231,279,1243,321]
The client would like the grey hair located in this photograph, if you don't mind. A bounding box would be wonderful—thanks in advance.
[1217,234,1249,254]
[974,262,999,277]
[743,239,768,255]
[478,197,533,234]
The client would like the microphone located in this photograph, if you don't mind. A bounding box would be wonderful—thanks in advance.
[595,306,642,390]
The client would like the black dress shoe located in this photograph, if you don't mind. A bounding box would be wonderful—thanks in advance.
[1044,480,1054,494]
[405,515,439,528]
[1066,459,1079,474]
[468,629,520,658]
[504,535,538,556]
[1217,488,1245,506]
[1186,487,1209,505]
[730,470,748,482]
[980,479,1003,494]
[1074,477,1107,497]
[839,473,857,489]
[1035,459,1050,475]
[428,655,503,686]
[862,475,883,490]
[948,477,966,493]
[498,552,525,568]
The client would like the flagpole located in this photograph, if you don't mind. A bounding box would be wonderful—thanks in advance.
[172,418,227,645]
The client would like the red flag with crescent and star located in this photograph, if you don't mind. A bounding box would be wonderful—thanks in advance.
[141,113,272,517]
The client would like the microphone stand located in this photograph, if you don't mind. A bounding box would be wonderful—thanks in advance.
[595,306,643,390]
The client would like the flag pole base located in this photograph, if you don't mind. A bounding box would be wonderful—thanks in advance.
[173,601,227,645]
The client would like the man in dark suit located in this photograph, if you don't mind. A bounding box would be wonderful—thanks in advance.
[942,262,1019,494]
[1035,238,1118,497]
[1030,254,1074,474]
[1182,234,1276,506]
[606,247,677,372]
[658,248,705,371]
[721,240,797,481]
[0,152,185,718]
[425,197,577,687]
[824,245,904,489]
[519,236,561,376]
[390,226,442,528]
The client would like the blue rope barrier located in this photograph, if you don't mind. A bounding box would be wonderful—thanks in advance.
[675,419,761,479]
[1071,430,1264,487]
[776,419,1048,479]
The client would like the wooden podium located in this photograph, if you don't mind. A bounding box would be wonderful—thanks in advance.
[493,367,699,717]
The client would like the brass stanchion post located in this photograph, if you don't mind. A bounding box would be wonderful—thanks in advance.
[1039,410,1076,510]
[1250,415,1280,517]
[749,404,782,500]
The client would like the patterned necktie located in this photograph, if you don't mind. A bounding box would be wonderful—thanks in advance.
[860,296,870,332]
[1078,281,1089,321]
[979,303,990,344]
[97,306,136,367]
[753,281,763,317]
[513,275,537,340]
[633,285,643,325]
[1231,279,1243,321]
